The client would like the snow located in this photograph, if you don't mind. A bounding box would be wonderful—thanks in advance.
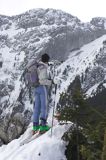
[0,46,26,114]
[9,78,21,103]
[0,46,15,81]
[0,123,71,160]
[86,83,100,97]
[55,34,106,103]
[39,24,58,30]
[0,22,24,39]
[103,83,106,88]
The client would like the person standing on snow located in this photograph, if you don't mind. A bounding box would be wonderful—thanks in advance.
[33,53,52,134]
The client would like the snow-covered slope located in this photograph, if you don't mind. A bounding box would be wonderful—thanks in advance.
[0,123,71,160]
[55,35,106,103]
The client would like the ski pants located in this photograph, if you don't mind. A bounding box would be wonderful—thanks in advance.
[33,85,48,126]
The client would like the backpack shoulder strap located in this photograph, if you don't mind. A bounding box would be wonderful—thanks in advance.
[27,60,38,69]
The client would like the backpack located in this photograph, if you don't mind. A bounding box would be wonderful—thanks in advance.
[24,59,40,87]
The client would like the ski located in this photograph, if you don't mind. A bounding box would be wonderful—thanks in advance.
[20,130,49,146]
[20,132,40,146]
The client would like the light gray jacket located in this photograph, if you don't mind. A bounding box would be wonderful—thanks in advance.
[37,62,52,86]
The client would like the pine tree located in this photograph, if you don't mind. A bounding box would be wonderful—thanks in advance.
[57,75,106,160]
[101,128,106,160]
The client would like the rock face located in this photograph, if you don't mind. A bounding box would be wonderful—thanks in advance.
[12,10,106,60]
[82,43,106,94]
[0,8,106,145]
[0,9,106,60]
[0,113,25,143]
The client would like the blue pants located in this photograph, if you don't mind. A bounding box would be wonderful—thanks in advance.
[33,85,48,126]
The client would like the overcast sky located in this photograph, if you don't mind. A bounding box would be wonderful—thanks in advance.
[0,0,106,22]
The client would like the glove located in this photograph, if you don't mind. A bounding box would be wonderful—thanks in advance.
[53,77,59,85]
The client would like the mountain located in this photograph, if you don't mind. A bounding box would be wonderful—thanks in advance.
[0,8,106,148]
[56,35,106,112]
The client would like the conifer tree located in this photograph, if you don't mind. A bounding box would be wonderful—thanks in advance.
[57,75,106,160]
[101,119,106,160]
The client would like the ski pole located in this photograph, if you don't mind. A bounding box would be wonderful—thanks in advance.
[51,83,57,137]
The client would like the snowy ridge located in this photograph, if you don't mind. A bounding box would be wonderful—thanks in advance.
[55,35,106,103]
[0,123,71,160]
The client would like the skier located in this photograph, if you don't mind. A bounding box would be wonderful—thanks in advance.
[32,53,52,134]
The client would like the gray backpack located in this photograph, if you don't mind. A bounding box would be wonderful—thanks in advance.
[24,60,40,87]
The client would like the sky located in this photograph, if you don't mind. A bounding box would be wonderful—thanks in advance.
[0,0,106,22]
